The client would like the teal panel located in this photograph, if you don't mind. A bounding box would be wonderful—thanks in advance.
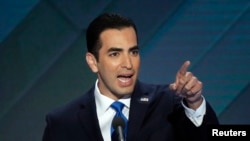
[0,0,40,42]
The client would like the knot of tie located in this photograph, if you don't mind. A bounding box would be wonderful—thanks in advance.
[111,101,125,117]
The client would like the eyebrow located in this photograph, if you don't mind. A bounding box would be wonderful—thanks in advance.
[107,47,123,52]
[129,46,139,51]
[107,46,139,52]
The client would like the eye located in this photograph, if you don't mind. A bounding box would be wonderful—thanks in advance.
[130,49,139,56]
[109,52,119,57]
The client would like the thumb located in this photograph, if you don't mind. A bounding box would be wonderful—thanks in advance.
[169,83,177,91]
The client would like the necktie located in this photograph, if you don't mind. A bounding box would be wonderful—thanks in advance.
[110,101,128,141]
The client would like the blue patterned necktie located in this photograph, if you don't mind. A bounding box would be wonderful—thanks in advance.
[110,101,128,141]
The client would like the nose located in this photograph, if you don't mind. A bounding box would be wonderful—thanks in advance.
[121,55,132,69]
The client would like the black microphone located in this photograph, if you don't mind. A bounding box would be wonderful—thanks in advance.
[112,117,125,141]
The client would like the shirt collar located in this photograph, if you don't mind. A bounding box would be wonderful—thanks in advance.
[94,79,131,115]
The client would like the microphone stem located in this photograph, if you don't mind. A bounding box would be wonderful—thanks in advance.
[117,126,125,141]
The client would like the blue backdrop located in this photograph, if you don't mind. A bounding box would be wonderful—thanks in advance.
[1,0,250,141]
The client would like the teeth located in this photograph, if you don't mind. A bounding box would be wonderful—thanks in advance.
[118,77,130,82]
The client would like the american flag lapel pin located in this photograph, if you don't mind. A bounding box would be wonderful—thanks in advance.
[139,96,150,103]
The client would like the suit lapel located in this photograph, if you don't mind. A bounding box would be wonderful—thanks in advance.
[77,88,104,141]
[127,81,151,141]
[76,81,152,141]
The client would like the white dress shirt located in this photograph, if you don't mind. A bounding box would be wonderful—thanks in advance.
[94,80,130,141]
[94,80,206,141]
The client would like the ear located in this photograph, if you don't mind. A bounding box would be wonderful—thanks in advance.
[85,52,98,73]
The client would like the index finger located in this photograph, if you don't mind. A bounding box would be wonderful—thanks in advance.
[178,60,191,76]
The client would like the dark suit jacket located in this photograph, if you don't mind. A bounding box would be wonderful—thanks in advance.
[42,80,219,141]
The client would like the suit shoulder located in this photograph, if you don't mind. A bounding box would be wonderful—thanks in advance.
[45,88,94,120]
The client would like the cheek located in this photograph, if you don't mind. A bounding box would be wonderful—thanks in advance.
[104,59,121,70]
[133,58,140,68]
[98,61,119,74]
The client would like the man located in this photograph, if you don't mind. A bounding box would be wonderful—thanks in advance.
[42,13,219,141]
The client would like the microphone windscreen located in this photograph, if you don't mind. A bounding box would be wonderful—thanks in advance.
[112,117,125,129]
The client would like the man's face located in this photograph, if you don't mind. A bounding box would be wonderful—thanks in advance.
[95,27,140,100]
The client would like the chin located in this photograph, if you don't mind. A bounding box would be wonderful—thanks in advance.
[120,87,134,96]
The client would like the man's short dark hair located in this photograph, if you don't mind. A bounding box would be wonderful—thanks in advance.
[86,13,138,61]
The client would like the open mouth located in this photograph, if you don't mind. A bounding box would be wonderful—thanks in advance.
[118,75,132,82]
[117,74,133,86]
